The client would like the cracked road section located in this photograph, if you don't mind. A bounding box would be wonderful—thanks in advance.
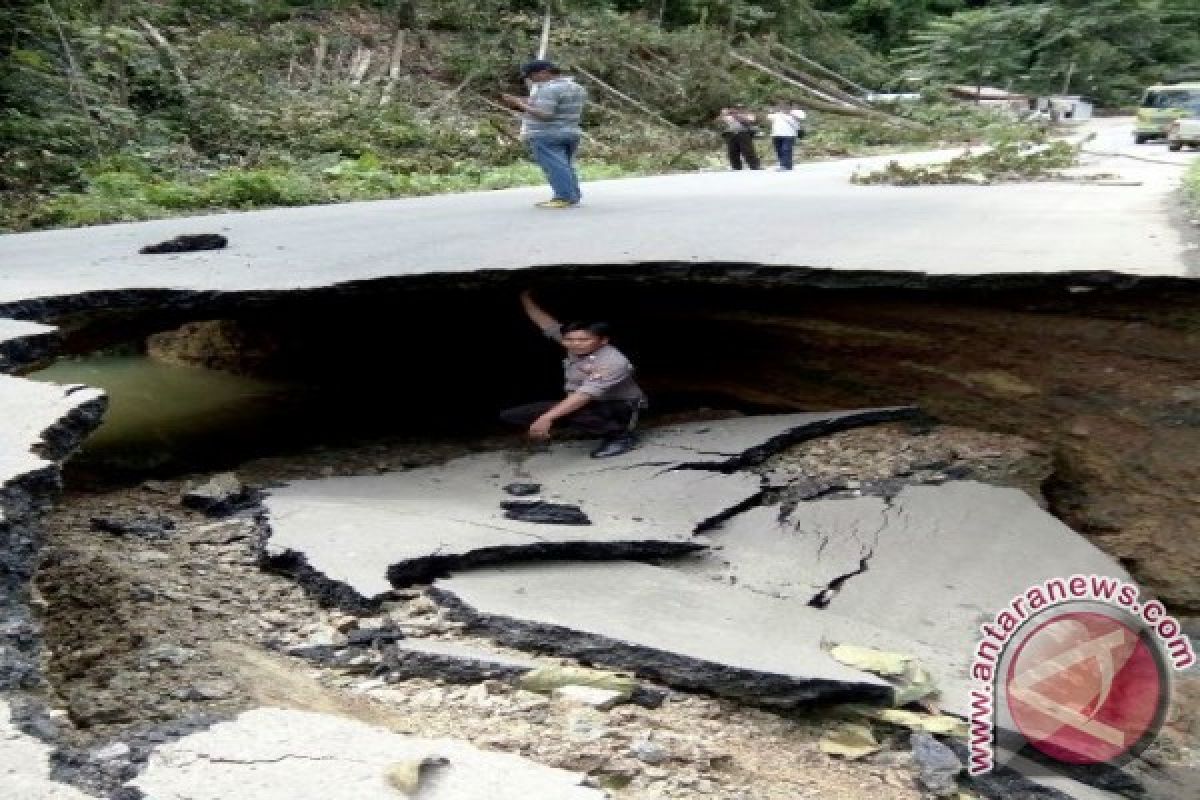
[630,482,1130,714]
[262,409,909,600]
[129,707,603,799]
[262,411,1130,717]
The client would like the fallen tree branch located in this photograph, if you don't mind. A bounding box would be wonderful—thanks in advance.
[637,51,686,83]
[136,16,191,97]
[619,60,685,95]
[747,43,868,110]
[767,39,871,97]
[425,70,479,114]
[574,65,677,128]
[477,95,613,154]
[729,52,926,130]
[43,1,99,151]
[728,51,858,110]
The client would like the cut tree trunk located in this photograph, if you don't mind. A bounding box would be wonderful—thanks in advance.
[380,30,407,106]
[136,16,190,96]
[312,34,328,92]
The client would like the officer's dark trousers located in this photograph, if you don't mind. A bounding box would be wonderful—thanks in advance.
[772,135,795,170]
[724,131,761,170]
[500,399,638,438]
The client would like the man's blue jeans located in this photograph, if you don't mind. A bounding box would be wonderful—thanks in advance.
[527,132,582,203]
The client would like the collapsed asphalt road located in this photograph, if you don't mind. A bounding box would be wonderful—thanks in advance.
[4,388,1198,800]
[261,411,1132,721]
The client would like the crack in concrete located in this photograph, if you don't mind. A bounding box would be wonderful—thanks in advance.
[199,753,366,766]
[806,495,898,609]
[569,460,677,474]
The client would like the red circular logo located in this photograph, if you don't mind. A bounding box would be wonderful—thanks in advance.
[1004,611,1165,765]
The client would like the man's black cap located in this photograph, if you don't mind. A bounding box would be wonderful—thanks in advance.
[520,59,558,77]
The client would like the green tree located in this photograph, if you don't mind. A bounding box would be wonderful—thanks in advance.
[894,0,1200,104]
[894,5,1037,92]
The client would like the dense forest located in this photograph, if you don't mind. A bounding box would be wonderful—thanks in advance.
[1,1,1197,230]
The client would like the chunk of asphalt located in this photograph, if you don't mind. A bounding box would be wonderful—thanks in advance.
[500,501,591,525]
[261,411,910,602]
[673,481,1133,715]
[811,482,1131,714]
[431,562,903,708]
[127,708,604,800]
[911,732,963,797]
[138,233,227,254]
[381,639,539,684]
[262,450,758,601]
[502,483,542,496]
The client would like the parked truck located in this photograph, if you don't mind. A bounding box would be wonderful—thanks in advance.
[1135,83,1200,144]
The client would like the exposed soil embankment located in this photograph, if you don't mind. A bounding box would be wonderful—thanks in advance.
[624,284,1200,612]
[14,268,1197,612]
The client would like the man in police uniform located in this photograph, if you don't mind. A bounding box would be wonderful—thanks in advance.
[500,290,645,458]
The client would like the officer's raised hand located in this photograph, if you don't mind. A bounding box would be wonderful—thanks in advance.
[528,415,555,439]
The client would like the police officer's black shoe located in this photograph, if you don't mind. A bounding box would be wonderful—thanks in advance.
[590,434,637,458]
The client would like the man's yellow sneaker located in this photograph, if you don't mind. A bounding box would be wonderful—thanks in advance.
[535,199,577,209]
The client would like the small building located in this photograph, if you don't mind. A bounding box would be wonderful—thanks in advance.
[1036,95,1094,122]
[947,85,1030,114]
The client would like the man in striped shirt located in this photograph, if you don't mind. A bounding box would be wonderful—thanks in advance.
[501,60,588,209]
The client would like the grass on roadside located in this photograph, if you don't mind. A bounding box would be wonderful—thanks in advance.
[1,100,1042,232]
[1185,159,1200,217]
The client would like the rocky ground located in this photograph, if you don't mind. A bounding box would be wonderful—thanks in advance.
[29,420,1200,798]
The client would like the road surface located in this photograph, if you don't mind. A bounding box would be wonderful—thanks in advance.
[0,119,1195,309]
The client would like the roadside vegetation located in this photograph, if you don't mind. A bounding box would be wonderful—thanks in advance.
[850,131,1085,185]
[1,1,1197,231]
[1185,160,1200,216]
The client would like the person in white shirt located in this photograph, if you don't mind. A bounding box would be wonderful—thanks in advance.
[766,107,807,170]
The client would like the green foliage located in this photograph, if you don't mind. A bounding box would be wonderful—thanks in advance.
[0,0,888,231]
[1184,160,1200,216]
[851,132,1082,185]
[894,1,1200,105]
[816,0,964,54]
[4,0,1172,231]
[18,153,670,229]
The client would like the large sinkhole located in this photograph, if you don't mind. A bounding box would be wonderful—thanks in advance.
[20,271,1200,612]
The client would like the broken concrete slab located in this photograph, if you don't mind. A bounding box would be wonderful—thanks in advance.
[261,410,912,602]
[821,482,1131,710]
[0,374,106,489]
[0,700,93,800]
[0,319,57,373]
[431,561,909,708]
[263,456,751,600]
[127,707,604,800]
[677,498,884,601]
[666,481,1133,714]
